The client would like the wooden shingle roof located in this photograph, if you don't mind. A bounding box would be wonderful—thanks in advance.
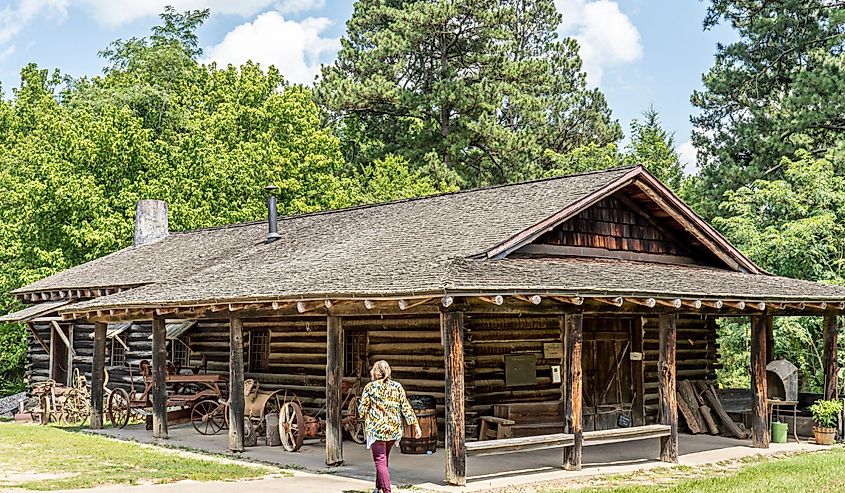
[10,165,845,315]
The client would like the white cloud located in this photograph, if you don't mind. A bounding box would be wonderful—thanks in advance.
[677,140,698,174]
[0,0,68,46]
[77,0,325,27]
[555,0,643,85]
[203,11,339,85]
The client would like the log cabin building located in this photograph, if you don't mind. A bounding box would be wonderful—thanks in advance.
[5,165,845,485]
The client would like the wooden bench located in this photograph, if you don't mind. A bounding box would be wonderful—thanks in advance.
[489,401,565,438]
[466,424,672,457]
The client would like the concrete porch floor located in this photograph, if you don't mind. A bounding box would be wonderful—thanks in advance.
[91,425,821,492]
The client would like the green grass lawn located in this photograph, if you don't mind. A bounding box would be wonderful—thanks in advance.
[560,447,845,493]
[0,423,280,490]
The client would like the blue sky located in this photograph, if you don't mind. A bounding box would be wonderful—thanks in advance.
[0,0,736,173]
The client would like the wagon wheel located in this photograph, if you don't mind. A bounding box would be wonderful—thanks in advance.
[279,401,304,452]
[108,388,131,429]
[192,399,226,435]
[346,396,366,444]
[63,389,90,426]
[38,395,51,425]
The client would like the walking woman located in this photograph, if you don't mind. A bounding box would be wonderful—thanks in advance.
[358,360,421,493]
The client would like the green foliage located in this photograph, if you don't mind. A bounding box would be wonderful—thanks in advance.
[624,107,684,190]
[809,399,843,428]
[690,0,845,218]
[712,151,845,390]
[0,8,448,396]
[317,0,622,187]
[0,323,26,395]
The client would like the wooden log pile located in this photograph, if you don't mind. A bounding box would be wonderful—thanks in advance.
[675,379,749,439]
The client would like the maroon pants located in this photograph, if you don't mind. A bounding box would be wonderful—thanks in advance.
[370,440,396,493]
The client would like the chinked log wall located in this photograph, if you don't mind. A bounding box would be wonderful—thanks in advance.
[467,314,717,433]
[27,322,153,391]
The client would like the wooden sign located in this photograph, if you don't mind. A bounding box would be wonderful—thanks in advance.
[543,342,563,359]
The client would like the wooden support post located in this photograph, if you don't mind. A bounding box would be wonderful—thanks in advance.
[443,310,466,486]
[658,314,678,462]
[631,317,645,427]
[228,318,245,452]
[750,315,769,448]
[151,318,168,439]
[326,315,344,466]
[90,322,106,430]
[563,313,583,471]
[823,315,839,400]
[765,316,775,365]
[560,316,568,428]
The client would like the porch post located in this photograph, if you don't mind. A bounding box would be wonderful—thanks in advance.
[228,317,245,452]
[151,318,169,439]
[563,313,583,471]
[442,309,466,486]
[326,315,344,466]
[765,316,775,365]
[750,315,769,448]
[631,317,645,426]
[658,314,678,462]
[823,315,839,400]
[90,322,107,429]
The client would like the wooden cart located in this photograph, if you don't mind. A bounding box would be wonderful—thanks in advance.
[107,361,225,429]
[278,378,365,452]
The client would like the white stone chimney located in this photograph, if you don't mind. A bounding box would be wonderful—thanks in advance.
[134,200,169,246]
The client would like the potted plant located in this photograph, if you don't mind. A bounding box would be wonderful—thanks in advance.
[808,399,843,445]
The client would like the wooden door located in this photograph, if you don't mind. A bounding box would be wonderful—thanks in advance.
[582,318,634,431]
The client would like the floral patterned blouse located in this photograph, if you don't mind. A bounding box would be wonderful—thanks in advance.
[358,378,418,445]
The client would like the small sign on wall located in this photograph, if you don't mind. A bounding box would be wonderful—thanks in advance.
[543,342,563,359]
[505,354,537,387]
[630,351,643,361]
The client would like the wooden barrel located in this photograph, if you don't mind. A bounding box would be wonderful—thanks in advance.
[401,395,437,454]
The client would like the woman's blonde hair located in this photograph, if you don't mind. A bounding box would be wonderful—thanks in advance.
[370,360,391,381]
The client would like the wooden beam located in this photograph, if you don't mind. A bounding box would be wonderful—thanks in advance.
[750,315,769,448]
[50,321,76,357]
[629,298,656,308]
[90,322,107,430]
[658,314,678,462]
[443,309,466,486]
[151,318,168,439]
[765,316,775,365]
[656,299,682,309]
[823,315,839,400]
[631,317,645,426]
[682,300,703,310]
[514,295,542,305]
[701,300,723,310]
[563,313,583,471]
[596,297,624,307]
[559,316,568,434]
[25,322,49,353]
[552,296,584,306]
[442,295,454,308]
[326,315,344,466]
[478,295,504,306]
[228,318,245,452]
[724,301,746,310]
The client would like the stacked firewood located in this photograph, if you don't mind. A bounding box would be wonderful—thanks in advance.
[676,380,750,439]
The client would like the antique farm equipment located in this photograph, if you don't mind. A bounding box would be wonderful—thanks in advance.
[401,395,437,454]
[108,360,226,429]
[29,368,96,425]
[278,378,365,452]
[190,378,288,437]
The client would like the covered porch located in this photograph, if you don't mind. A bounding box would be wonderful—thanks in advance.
[68,289,843,487]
